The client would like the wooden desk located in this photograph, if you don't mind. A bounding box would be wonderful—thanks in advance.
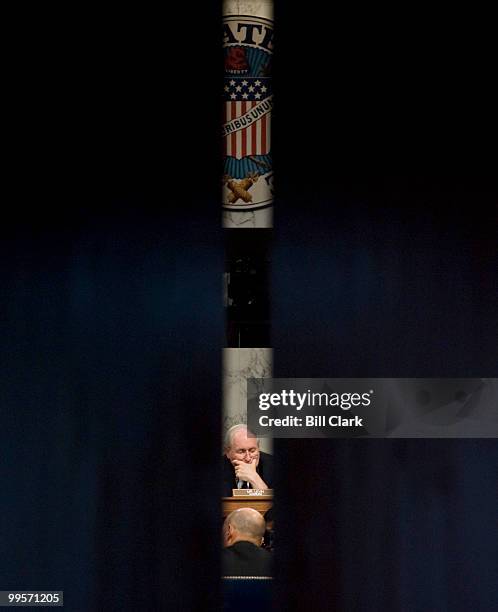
[222,496,273,519]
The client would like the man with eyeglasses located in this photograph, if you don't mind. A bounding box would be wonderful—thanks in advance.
[222,424,273,496]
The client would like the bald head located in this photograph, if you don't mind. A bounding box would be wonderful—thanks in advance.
[223,508,266,547]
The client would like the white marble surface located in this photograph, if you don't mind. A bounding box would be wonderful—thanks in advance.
[222,208,273,228]
[223,0,274,19]
[223,347,273,453]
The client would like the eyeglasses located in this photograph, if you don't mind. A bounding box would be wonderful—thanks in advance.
[233,448,258,457]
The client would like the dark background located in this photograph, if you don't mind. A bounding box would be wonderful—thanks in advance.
[2,5,223,611]
[272,3,498,611]
[225,229,271,347]
[2,3,497,611]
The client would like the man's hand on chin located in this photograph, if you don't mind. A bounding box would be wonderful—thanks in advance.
[232,459,268,490]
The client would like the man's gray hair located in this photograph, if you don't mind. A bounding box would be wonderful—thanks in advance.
[224,423,260,451]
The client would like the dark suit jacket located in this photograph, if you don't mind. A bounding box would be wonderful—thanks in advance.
[222,451,274,497]
[222,541,272,577]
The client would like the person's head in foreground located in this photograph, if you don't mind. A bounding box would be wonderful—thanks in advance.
[223,508,266,548]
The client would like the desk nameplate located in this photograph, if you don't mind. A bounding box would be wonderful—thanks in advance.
[232,489,273,498]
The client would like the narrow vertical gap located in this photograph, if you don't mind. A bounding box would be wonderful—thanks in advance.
[221,1,275,608]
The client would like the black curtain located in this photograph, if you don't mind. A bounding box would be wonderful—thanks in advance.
[4,5,497,611]
[273,3,498,610]
[2,5,223,610]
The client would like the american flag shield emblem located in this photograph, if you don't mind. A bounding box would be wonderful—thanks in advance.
[223,83,272,159]
[222,15,274,211]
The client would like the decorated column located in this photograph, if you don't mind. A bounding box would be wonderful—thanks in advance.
[222,0,274,228]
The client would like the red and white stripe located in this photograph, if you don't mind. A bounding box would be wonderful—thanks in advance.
[223,101,271,159]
